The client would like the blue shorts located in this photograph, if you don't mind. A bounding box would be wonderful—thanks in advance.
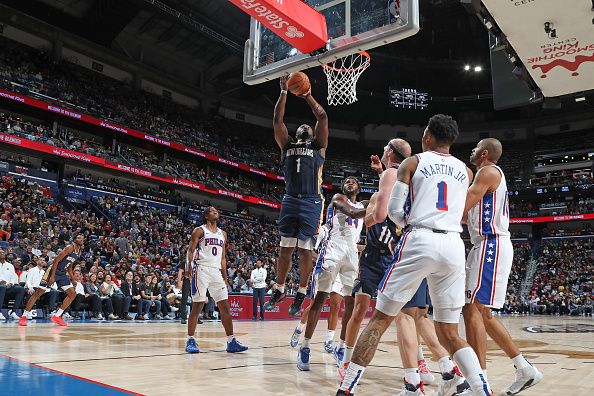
[403,278,431,309]
[352,249,393,297]
[278,195,323,241]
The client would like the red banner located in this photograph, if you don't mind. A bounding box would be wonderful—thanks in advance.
[0,88,332,190]
[228,294,376,320]
[0,133,281,209]
[510,213,594,224]
[228,0,327,54]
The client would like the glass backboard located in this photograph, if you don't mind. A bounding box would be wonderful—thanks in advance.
[243,0,420,85]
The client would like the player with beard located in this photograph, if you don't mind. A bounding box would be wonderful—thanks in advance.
[265,75,329,317]
[296,177,367,371]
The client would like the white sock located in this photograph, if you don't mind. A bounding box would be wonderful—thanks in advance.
[453,347,492,395]
[296,322,305,332]
[417,345,425,362]
[22,310,30,318]
[326,330,335,343]
[277,284,285,293]
[512,354,530,369]
[297,287,307,295]
[404,368,421,386]
[302,338,311,348]
[343,346,354,364]
[55,308,64,317]
[338,339,345,349]
[339,362,366,392]
[227,335,235,343]
[438,356,455,374]
[188,335,195,340]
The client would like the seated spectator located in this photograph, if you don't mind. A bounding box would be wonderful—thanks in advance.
[140,274,163,320]
[151,275,172,319]
[120,271,141,320]
[24,256,58,316]
[70,269,102,319]
[102,273,124,320]
[85,273,112,320]
[0,249,25,320]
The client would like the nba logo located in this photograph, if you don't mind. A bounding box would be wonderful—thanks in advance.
[388,0,400,23]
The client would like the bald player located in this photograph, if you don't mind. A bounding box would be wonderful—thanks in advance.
[462,138,542,395]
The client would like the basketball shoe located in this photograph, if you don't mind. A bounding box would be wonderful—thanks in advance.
[290,326,302,348]
[288,292,306,316]
[185,337,200,353]
[264,289,287,311]
[500,364,543,395]
[226,338,248,353]
[397,380,425,396]
[324,340,334,353]
[338,361,349,380]
[418,359,435,385]
[435,366,472,396]
[18,316,27,327]
[333,345,345,366]
[297,346,310,371]
[51,315,67,326]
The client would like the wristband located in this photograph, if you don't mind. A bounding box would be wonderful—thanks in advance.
[280,90,288,95]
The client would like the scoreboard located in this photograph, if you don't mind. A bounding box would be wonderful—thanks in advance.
[389,88,429,109]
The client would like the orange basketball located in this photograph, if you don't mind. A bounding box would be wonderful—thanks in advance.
[287,72,310,96]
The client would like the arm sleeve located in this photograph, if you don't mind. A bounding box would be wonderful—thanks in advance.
[387,181,410,228]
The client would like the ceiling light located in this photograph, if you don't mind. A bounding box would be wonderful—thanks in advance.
[464,65,470,71]
[575,96,586,102]
[474,66,482,72]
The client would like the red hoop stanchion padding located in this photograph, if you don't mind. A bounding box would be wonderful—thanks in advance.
[322,51,371,106]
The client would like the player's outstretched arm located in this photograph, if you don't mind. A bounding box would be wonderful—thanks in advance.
[303,91,328,150]
[372,167,397,224]
[364,192,379,227]
[463,166,499,215]
[273,76,291,150]
[332,193,367,219]
[387,156,418,227]
[185,227,204,279]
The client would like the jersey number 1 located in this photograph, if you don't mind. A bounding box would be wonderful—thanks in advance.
[296,158,301,173]
[436,181,449,211]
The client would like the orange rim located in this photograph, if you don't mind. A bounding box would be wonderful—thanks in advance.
[322,51,371,73]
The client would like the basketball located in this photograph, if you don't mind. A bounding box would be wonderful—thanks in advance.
[287,72,310,96]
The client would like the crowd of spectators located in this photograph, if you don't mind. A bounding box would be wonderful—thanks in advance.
[0,175,301,321]
[0,113,282,202]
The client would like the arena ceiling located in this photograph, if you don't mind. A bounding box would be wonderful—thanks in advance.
[3,0,589,125]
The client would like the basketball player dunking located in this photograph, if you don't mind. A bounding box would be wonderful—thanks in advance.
[19,234,84,327]
[184,207,248,354]
[337,115,493,396]
[462,138,542,395]
[296,177,367,371]
[265,75,329,316]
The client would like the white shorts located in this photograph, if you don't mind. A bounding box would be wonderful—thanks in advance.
[313,239,358,296]
[377,229,466,315]
[465,236,513,309]
[191,265,228,303]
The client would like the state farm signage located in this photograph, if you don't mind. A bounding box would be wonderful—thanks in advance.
[229,0,327,53]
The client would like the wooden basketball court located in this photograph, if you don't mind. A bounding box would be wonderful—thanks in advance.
[1,316,592,395]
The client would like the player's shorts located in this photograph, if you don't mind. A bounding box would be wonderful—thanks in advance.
[311,271,344,298]
[313,239,358,296]
[41,267,73,291]
[191,265,228,303]
[465,235,513,309]
[403,278,431,309]
[352,248,393,297]
[377,228,466,315]
[278,194,324,244]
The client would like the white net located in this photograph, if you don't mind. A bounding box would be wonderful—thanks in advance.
[322,51,371,106]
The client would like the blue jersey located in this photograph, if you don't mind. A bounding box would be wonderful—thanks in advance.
[56,247,82,275]
[365,218,398,253]
[282,140,324,197]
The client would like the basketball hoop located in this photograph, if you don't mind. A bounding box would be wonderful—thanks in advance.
[322,51,371,106]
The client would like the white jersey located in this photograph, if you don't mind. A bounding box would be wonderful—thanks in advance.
[193,225,225,269]
[468,164,510,245]
[406,151,469,233]
[326,200,365,246]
